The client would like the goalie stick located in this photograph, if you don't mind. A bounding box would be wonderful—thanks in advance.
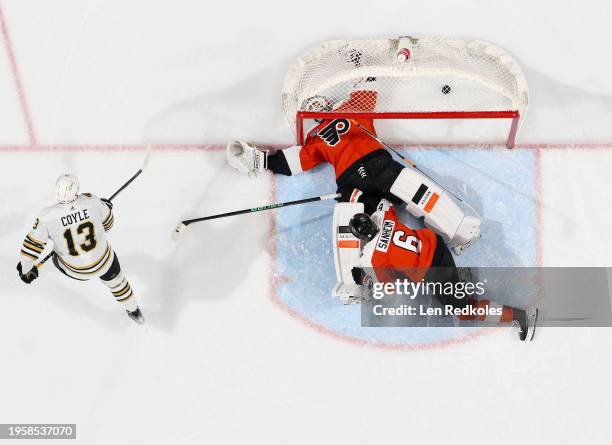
[349,119,467,204]
[172,193,341,241]
[35,144,152,269]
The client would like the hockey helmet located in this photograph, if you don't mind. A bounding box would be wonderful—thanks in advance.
[349,213,378,241]
[55,174,80,204]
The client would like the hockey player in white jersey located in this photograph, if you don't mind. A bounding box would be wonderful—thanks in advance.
[17,174,144,324]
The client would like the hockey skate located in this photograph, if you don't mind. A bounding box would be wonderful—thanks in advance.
[127,307,145,325]
[457,267,474,286]
[512,307,538,341]
[347,274,375,304]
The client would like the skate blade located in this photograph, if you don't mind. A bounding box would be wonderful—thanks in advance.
[527,308,539,341]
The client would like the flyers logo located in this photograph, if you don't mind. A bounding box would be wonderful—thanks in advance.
[318,119,350,146]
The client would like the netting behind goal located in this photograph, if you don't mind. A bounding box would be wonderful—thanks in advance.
[281,36,529,148]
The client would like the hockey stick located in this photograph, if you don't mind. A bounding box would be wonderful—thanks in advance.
[108,143,152,201]
[35,144,153,269]
[172,193,341,241]
[36,251,55,269]
[350,119,466,204]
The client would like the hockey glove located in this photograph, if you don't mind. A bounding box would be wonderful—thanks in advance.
[337,188,364,203]
[17,262,39,284]
[226,140,267,175]
[337,188,382,215]
[351,267,366,285]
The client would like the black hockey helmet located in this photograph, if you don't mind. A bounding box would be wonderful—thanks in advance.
[349,213,379,241]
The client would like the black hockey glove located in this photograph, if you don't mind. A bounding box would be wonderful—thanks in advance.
[336,188,382,215]
[17,262,39,284]
[337,188,364,203]
[101,198,113,209]
[351,267,366,285]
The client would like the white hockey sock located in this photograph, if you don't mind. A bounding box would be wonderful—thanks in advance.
[101,271,138,312]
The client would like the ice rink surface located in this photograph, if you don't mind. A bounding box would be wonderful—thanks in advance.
[1,1,612,444]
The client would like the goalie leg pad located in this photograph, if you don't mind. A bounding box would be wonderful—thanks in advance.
[389,168,481,250]
[332,202,366,303]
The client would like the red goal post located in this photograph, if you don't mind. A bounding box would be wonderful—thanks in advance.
[296,110,521,148]
[283,36,528,149]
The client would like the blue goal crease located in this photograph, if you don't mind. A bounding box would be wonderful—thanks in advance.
[273,148,536,345]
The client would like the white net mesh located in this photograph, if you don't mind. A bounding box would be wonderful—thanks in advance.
[282,36,529,143]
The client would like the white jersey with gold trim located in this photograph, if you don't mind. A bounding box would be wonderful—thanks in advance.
[19,194,115,279]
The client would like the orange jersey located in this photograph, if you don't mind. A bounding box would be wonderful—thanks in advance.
[360,201,438,283]
[299,90,382,178]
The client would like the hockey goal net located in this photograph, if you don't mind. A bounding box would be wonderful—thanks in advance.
[282,36,529,148]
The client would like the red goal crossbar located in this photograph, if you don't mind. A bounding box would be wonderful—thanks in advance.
[296,110,521,149]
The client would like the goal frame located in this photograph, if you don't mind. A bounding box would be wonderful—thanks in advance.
[295,110,521,149]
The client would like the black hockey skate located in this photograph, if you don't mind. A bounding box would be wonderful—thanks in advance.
[127,307,145,325]
[456,267,476,298]
[512,307,538,341]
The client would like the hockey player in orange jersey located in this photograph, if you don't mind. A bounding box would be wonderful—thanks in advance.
[226,65,481,254]
[346,193,537,341]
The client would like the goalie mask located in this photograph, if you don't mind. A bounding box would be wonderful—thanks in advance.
[302,95,333,123]
[302,95,333,113]
[55,174,80,204]
[349,213,378,242]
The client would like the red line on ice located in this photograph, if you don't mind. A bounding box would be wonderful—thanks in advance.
[535,146,543,267]
[0,2,37,147]
[2,142,612,153]
[0,143,225,152]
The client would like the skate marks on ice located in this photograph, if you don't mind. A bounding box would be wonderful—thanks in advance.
[519,68,612,144]
[272,148,537,347]
[0,254,137,334]
[125,152,271,332]
[422,149,537,267]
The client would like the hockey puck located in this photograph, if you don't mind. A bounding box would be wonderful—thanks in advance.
[442,85,452,95]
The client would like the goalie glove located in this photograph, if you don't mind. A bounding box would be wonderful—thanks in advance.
[226,140,268,175]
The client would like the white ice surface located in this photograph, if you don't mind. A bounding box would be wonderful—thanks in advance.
[1,1,612,444]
